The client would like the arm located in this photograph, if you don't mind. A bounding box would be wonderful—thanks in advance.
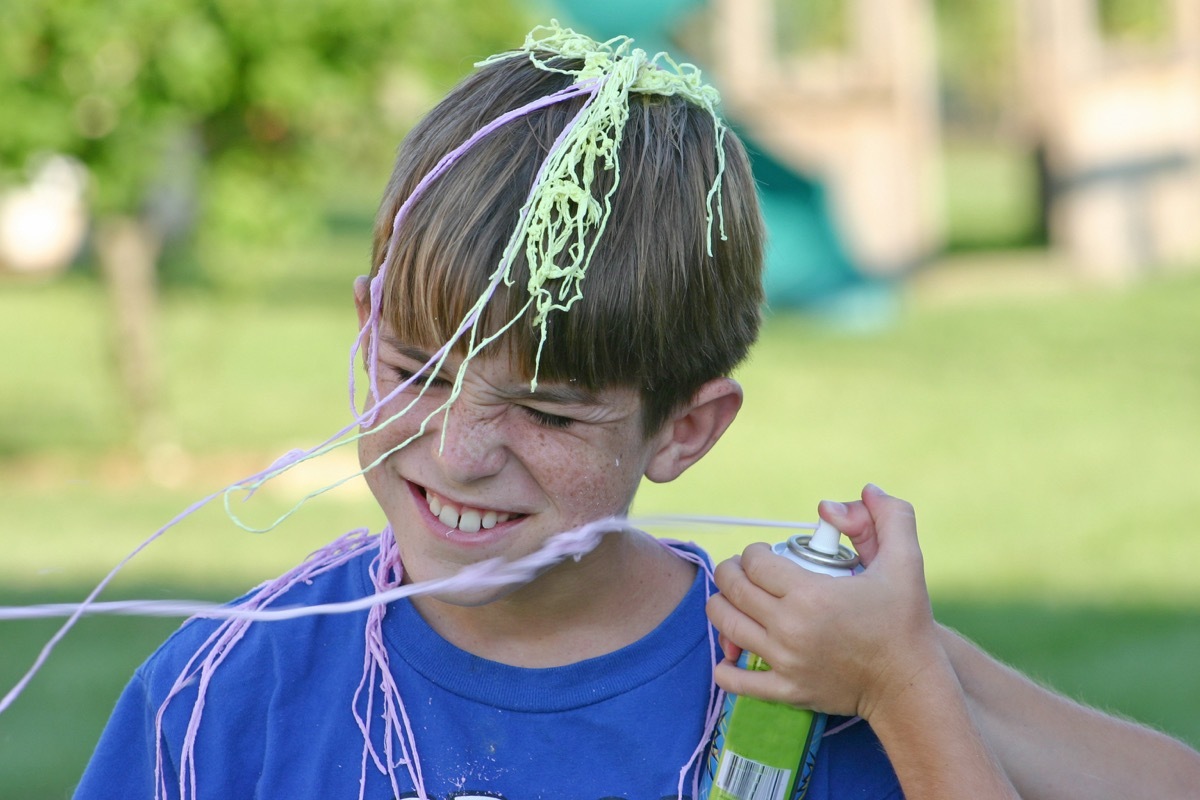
[940,624,1200,800]
[709,485,1200,800]
[707,485,1018,799]
[859,644,1019,800]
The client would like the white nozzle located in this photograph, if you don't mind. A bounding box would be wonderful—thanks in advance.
[809,519,842,555]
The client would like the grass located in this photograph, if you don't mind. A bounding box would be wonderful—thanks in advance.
[641,269,1200,605]
[1,264,1199,796]
[0,586,200,800]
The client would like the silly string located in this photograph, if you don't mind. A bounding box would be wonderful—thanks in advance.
[0,21,739,800]
[220,21,733,533]
[477,22,729,383]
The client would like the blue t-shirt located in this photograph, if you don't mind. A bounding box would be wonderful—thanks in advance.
[75,541,901,799]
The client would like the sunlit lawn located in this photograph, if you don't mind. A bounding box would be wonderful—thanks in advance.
[1,263,1198,797]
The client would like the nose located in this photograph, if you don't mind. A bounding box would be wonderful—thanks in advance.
[429,401,507,484]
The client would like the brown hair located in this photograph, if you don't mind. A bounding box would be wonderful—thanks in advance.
[370,54,764,434]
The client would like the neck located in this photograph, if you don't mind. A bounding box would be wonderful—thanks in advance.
[410,530,695,667]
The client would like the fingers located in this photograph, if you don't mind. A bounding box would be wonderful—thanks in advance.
[713,658,798,704]
[708,543,831,669]
[708,544,819,654]
[817,484,921,569]
[818,498,878,563]
[708,487,936,720]
[735,541,819,598]
[708,551,778,658]
[712,545,784,608]
[706,591,768,659]
[858,484,923,573]
[717,632,742,664]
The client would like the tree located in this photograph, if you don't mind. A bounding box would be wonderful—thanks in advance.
[0,0,531,452]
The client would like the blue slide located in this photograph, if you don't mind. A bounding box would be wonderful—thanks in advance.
[550,0,876,313]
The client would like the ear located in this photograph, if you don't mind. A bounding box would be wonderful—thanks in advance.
[644,377,743,484]
[354,275,371,328]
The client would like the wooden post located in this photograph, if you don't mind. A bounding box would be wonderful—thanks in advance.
[1014,0,1200,280]
[96,216,171,454]
[708,0,942,276]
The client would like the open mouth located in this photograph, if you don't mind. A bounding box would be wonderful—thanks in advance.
[421,487,525,534]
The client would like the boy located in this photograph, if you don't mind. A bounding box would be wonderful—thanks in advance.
[74,22,1039,800]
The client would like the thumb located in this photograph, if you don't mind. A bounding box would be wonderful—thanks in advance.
[859,483,924,572]
[817,498,879,564]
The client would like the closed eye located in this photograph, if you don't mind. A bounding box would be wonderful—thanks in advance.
[391,365,451,390]
[521,406,574,429]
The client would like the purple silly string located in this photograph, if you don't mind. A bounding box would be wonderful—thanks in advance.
[0,513,833,799]
[658,540,725,799]
[823,716,865,737]
[0,489,218,716]
[1,517,819,625]
[155,515,632,800]
[351,79,601,425]
[0,51,773,800]
[0,77,603,724]
[353,527,420,797]
[157,529,377,800]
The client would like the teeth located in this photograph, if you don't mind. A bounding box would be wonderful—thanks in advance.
[438,506,459,528]
[458,510,482,533]
[425,490,513,533]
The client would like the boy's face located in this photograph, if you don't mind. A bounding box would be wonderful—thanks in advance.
[357,322,673,604]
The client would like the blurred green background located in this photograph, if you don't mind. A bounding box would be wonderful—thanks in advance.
[2,0,1199,797]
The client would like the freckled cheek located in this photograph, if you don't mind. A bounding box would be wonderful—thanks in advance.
[357,431,402,512]
[360,391,440,449]
[356,407,430,491]
[537,447,642,521]
[358,421,404,467]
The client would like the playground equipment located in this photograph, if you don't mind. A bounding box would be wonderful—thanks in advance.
[708,0,942,282]
[553,0,942,314]
[553,0,1200,295]
[1015,0,1200,281]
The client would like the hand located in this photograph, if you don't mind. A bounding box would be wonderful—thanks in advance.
[706,484,946,722]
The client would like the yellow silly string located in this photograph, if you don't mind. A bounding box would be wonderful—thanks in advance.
[226,22,732,529]
[477,21,728,387]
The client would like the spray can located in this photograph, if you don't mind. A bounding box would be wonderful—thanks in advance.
[703,520,860,800]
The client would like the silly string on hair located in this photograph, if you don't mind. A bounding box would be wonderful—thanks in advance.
[475,22,729,383]
[1,21,740,800]
[217,20,734,535]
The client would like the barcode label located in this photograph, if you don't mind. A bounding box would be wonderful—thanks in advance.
[714,752,792,800]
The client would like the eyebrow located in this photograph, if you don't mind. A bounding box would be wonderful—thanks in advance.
[384,337,602,406]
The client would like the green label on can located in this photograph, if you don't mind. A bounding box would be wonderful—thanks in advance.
[707,693,817,800]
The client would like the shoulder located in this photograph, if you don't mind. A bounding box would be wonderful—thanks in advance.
[80,536,382,797]
[661,538,715,570]
[138,535,379,703]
